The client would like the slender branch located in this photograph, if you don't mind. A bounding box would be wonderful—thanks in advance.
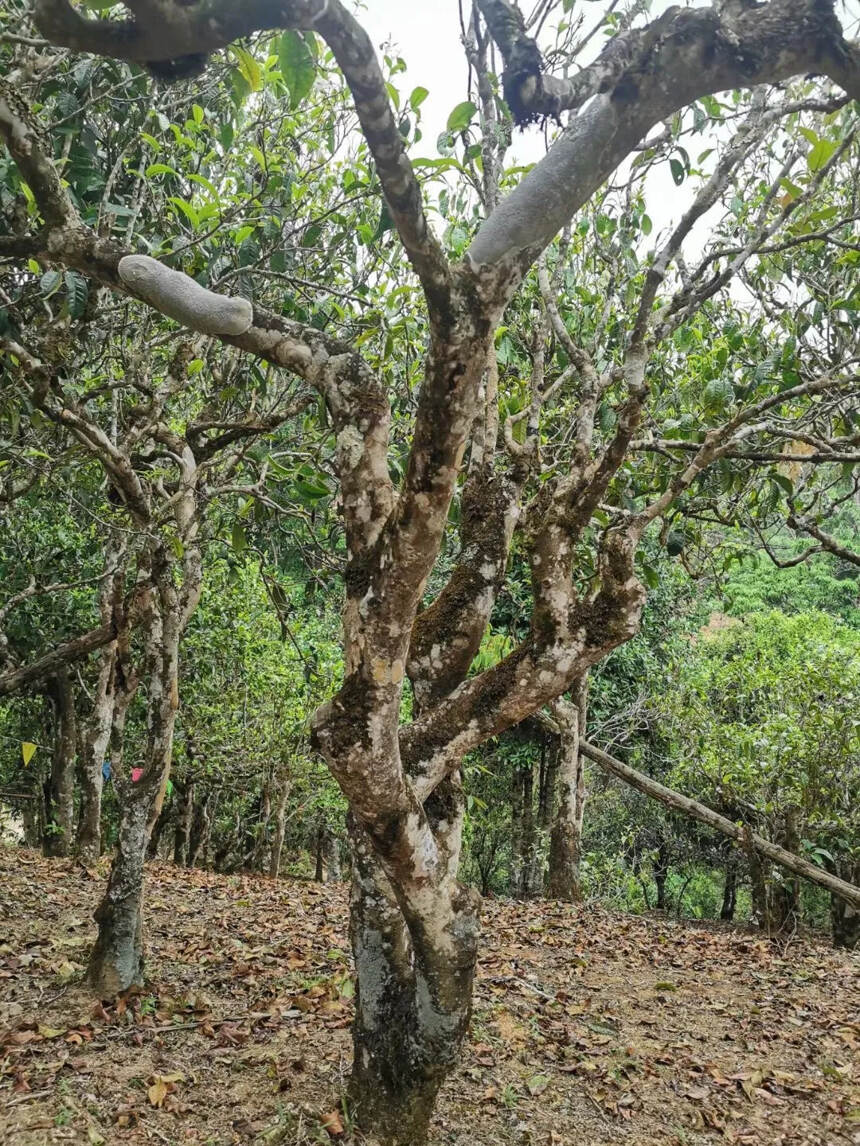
[788,514,860,566]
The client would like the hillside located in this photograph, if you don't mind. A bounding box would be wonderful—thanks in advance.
[1,849,857,1146]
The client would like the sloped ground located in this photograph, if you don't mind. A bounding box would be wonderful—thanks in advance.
[0,848,857,1146]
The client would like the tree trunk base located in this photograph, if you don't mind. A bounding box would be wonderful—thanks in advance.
[88,895,144,997]
[87,800,147,997]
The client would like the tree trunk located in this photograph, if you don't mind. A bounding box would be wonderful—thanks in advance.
[654,842,670,911]
[720,861,737,921]
[546,680,587,902]
[43,667,77,858]
[253,779,272,872]
[77,556,122,867]
[830,859,859,950]
[347,825,478,1146]
[269,778,290,879]
[88,794,148,997]
[510,761,524,897]
[520,761,538,897]
[315,823,325,881]
[146,793,171,859]
[325,828,342,881]
[770,810,801,932]
[188,791,211,868]
[831,896,860,949]
[76,646,114,866]
[88,558,191,994]
[173,780,193,865]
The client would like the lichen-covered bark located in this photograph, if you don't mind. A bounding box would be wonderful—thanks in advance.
[88,795,148,996]
[43,667,76,858]
[77,561,123,866]
[348,825,479,1146]
[547,682,588,902]
[76,652,114,866]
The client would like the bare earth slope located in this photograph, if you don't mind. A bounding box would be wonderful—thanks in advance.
[1,848,857,1145]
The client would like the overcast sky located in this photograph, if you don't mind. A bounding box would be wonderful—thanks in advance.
[356,0,860,245]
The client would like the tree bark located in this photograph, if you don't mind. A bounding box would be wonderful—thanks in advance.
[88,795,147,997]
[173,780,193,866]
[76,645,115,865]
[510,761,524,897]
[347,824,478,1146]
[654,842,670,912]
[720,861,737,921]
[43,667,76,858]
[546,680,588,902]
[579,740,860,911]
[76,555,123,866]
[0,623,115,698]
[253,779,272,873]
[269,778,290,879]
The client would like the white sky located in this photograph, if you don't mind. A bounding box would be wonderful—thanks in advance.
[358,0,860,244]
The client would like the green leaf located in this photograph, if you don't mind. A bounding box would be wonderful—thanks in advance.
[669,157,686,186]
[295,479,330,501]
[446,100,477,133]
[232,523,248,552]
[168,196,200,229]
[807,138,837,174]
[64,271,88,318]
[146,163,179,177]
[278,30,317,108]
[231,45,263,92]
[409,86,429,112]
[39,270,62,298]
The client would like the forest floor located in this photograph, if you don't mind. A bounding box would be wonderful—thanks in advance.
[0,849,858,1146]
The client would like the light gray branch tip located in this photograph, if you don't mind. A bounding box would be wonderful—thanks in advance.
[118,255,253,336]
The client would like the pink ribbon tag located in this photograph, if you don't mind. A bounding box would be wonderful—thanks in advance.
[131,767,144,783]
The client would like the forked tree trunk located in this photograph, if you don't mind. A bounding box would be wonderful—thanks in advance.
[43,667,77,858]
[347,825,479,1146]
[546,679,587,902]
[89,560,194,996]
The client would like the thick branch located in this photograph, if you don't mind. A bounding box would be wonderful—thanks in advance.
[580,739,860,911]
[0,623,116,697]
[469,0,860,268]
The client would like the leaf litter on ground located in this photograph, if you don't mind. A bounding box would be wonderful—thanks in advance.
[1,849,857,1145]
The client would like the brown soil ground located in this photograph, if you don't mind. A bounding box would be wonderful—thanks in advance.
[1,848,857,1146]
